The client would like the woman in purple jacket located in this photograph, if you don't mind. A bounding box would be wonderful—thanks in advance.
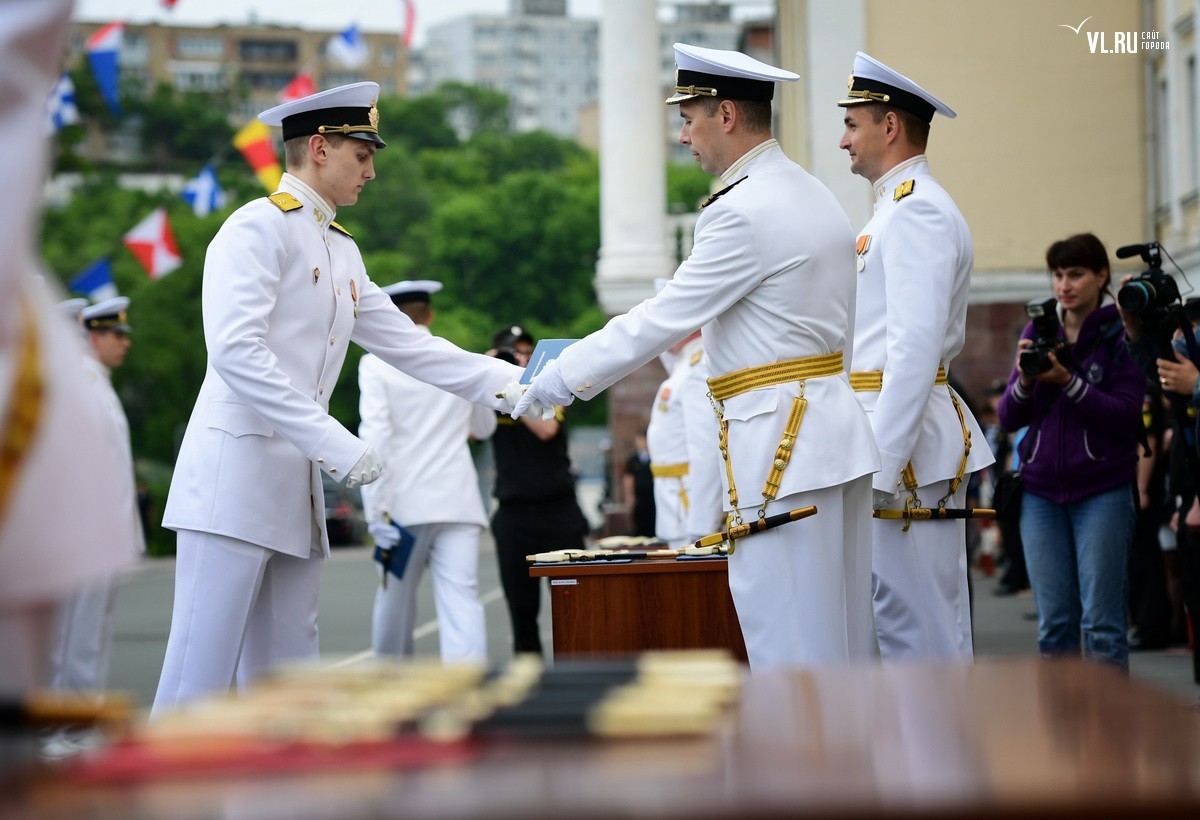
[997,233,1146,669]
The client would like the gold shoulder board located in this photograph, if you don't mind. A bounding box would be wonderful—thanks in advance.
[267,192,302,212]
[330,221,354,238]
[893,180,915,201]
[690,350,703,366]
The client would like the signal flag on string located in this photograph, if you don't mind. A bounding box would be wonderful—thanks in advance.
[181,163,226,218]
[233,119,282,193]
[279,72,316,103]
[123,208,183,279]
[85,22,123,117]
[68,259,119,302]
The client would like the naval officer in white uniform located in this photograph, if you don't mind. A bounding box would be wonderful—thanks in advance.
[358,280,494,664]
[838,53,993,660]
[645,289,723,548]
[48,298,145,703]
[515,44,880,668]
[155,84,522,714]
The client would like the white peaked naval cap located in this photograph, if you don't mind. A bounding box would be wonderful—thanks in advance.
[667,42,800,104]
[81,296,131,332]
[259,81,386,147]
[381,280,444,304]
[838,52,956,122]
[57,297,88,322]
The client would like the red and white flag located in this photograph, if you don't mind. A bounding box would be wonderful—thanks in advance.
[123,207,182,279]
[279,72,316,103]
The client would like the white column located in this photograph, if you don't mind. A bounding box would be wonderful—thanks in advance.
[777,0,869,228]
[595,0,673,315]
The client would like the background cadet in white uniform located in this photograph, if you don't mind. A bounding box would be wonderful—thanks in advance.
[154,85,522,714]
[645,305,723,547]
[358,280,495,664]
[0,0,138,698]
[47,299,145,711]
[838,53,994,660]
[515,44,880,668]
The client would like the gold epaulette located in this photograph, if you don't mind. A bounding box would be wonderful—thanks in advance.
[893,180,915,201]
[267,192,302,212]
[689,350,703,366]
[330,221,353,238]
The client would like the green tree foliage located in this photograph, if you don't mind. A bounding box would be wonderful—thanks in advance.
[130,83,239,167]
[41,82,698,549]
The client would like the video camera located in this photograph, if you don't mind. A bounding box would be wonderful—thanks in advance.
[1018,297,1065,376]
[1116,241,1180,348]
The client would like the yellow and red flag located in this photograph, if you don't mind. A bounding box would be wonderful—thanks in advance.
[233,119,282,192]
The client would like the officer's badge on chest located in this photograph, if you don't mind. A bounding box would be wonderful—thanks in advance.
[856,234,871,273]
[659,386,671,412]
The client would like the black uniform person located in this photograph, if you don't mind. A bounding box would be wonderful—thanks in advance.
[487,326,589,655]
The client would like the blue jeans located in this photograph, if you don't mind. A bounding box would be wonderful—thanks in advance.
[1019,485,1134,669]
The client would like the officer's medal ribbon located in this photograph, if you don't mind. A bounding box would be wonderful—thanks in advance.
[349,279,359,318]
[855,234,871,272]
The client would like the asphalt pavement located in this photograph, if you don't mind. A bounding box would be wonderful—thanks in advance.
[106,533,1200,710]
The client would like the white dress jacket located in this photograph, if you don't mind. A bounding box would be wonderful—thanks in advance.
[357,338,496,528]
[163,175,518,556]
[851,156,993,492]
[558,143,880,506]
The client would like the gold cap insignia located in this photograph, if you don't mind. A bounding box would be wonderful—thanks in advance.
[369,100,379,130]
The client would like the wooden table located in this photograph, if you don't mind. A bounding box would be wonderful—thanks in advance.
[7,659,1200,818]
[529,556,748,661]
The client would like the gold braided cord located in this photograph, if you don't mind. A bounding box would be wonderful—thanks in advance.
[763,396,806,502]
[0,299,44,526]
[706,352,843,401]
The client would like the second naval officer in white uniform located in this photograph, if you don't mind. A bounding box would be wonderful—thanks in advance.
[358,280,495,664]
[645,316,723,548]
[515,44,880,668]
[155,84,522,713]
[838,53,993,660]
[47,298,145,708]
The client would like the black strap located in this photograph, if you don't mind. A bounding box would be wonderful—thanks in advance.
[699,175,748,210]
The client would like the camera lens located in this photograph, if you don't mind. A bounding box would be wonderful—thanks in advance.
[1117,280,1155,313]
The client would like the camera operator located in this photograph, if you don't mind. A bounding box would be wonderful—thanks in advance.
[1121,291,1200,686]
[996,233,1145,670]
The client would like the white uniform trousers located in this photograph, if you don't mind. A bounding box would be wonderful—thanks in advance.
[151,530,323,717]
[372,522,487,664]
[726,475,875,669]
[872,479,974,660]
[48,580,117,693]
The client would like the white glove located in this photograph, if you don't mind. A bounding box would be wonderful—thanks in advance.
[368,520,399,549]
[872,488,900,509]
[344,446,383,488]
[511,359,574,420]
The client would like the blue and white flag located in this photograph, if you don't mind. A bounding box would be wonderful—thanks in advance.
[327,24,369,68]
[181,163,226,217]
[85,22,123,117]
[45,73,81,134]
[68,259,119,302]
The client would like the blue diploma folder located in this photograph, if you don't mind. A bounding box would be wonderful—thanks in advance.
[518,339,577,384]
[373,522,416,582]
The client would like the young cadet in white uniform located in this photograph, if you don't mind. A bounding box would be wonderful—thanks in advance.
[646,324,723,548]
[838,53,994,660]
[48,298,145,704]
[358,280,495,663]
[0,0,138,697]
[515,44,880,668]
[155,85,522,714]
